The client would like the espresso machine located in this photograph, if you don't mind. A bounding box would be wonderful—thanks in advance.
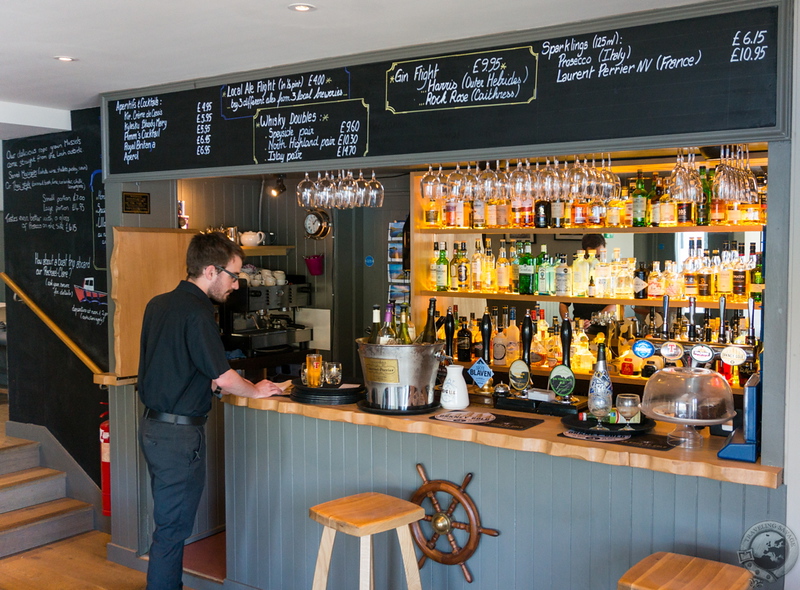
[219,277,313,356]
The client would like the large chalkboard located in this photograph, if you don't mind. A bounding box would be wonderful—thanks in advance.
[4,108,108,369]
[105,5,780,176]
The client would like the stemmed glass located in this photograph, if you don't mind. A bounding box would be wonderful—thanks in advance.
[587,392,612,430]
[367,171,384,208]
[296,172,315,208]
[616,394,641,431]
[315,172,334,208]
[354,170,369,207]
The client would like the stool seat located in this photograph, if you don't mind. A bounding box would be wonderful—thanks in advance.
[310,492,424,537]
[309,492,425,590]
[618,551,753,590]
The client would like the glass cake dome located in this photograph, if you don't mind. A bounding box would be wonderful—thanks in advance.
[641,367,736,448]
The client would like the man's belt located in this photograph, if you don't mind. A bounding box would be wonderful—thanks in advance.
[143,408,207,426]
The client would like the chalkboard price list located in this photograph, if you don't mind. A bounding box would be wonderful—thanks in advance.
[253,99,369,164]
[196,100,213,156]
[115,96,168,165]
[731,30,769,63]
[385,46,538,114]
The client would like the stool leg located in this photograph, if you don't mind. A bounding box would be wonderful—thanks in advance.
[359,535,374,590]
[312,527,336,590]
[396,525,422,590]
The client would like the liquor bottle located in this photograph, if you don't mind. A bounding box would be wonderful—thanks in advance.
[521,161,535,227]
[710,168,728,225]
[482,162,499,227]
[697,250,714,299]
[509,240,520,294]
[428,242,439,290]
[675,160,695,226]
[594,248,612,298]
[470,238,484,292]
[647,260,665,299]
[435,242,450,291]
[397,306,413,344]
[443,306,456,356]
[663,261,683,299]
[470,313,482,359]
[457,241,470,291]
[605,187,624,228]
[421,164,442,227]
[534,182,551,228]
[696,166,712,226]
[456,317,472,362]
[471,162,487,229]
[509,162,526,227]
[519,241,534,295]
[649,172,661,227]
[587,276,596,297]
[572,249,589,297]
[631,170,648,227]
[633,262,648,299]
[550,162,567,229]
[659,177,677,227]
[732,242,748,302]
[555,254,572,297]
[367,304,381,344]
[505,307,520,362]
[480,307,492,364]
[414,298,438,344]
[716,241,733,296]
[496,239,510,293]
[588,343,613,422]
[495,160,511,228]
[750,252,765,303]
[682,238,698,298]
[448,243,460,291]
[377,303,398,344]
[483,239,496,293]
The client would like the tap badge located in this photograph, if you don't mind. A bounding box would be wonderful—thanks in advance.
[738,521,798,586]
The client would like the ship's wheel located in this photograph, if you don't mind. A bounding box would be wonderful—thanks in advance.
[409,463,500,583]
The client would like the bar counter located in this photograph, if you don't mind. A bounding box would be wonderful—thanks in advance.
[222,393,781,489]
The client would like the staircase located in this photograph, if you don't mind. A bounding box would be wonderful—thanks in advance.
[0,437,94,558]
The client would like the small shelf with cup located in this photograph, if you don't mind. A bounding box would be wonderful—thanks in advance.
[242,245,295,256]
[416,224,764,235]
[416,290,757,311]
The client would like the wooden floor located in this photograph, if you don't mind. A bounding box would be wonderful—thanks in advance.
[0,531,151,590]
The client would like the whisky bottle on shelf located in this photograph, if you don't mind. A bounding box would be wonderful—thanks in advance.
[519,241,534,295]
[471,238,484,292]
[448,243,460,292]
[471,163,487,229]
[682,238,699,298]
[421,164,442,228]
[631,170,648,227]
[428,242,439,291]
[435,242,450,291]
[509,240,520,294]
[456,241,470,291]
[483,239,496,293]
[649,172,661,227]
[496,239,511,294]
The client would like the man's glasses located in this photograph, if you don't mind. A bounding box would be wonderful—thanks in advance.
[215,266,239,281]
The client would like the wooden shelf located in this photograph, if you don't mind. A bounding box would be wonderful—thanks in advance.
[223,394,781,488]
[417,225,765,235]
[241,245,294,256]
[416,290,757,310]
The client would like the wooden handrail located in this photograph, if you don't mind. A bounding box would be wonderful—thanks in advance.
[0,271,104,375]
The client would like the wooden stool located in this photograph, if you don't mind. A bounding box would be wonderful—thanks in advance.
[618,551,753,590]
[309,491,425,590]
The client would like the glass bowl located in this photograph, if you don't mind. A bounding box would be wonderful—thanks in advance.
[641,367,735,448]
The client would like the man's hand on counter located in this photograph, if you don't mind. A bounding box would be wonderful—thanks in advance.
[213,368,285,399]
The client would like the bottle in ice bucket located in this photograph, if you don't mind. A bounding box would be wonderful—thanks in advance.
[377,303,397,344]
[367,304,381,344]
[414,298,438,344]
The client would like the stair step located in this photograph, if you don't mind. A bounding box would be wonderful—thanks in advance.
[0,498,93,559]
[0,440,40,476]
[0,467,66,514]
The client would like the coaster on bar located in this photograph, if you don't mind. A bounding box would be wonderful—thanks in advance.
[559,431,673,451]
[432,412,543,431]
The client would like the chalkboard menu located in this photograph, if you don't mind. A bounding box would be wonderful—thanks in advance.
[105,5,780,176]
[4,108,108,369]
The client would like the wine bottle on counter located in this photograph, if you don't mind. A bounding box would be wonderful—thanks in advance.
[367,304,381,344]
[414,297,438,344]
[588,343,613,423]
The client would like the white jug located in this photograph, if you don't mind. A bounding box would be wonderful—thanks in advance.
[440,365,469,410]
[240,231,265,246]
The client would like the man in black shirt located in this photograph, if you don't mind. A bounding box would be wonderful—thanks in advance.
[138,231,281,590]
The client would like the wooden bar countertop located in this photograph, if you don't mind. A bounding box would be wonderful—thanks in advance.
[223,392,782,489]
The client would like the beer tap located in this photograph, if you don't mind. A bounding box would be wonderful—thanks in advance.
[661,295,670,340]
[688,297,697,342]
[718,295,727,344]
[746,297,757,346]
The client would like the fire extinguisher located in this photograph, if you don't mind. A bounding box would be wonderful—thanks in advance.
[99,411,111,517]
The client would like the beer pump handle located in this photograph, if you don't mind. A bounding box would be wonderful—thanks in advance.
[688,297,697,342]
[746,297,756,346]
[718,295,727,344]
[521,312,533,366]
[661,295,670,339]
[560,315,572,368]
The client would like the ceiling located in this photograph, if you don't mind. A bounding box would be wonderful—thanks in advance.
[0,0,714,140]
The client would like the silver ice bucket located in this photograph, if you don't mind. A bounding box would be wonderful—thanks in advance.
[356,338,444,411]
